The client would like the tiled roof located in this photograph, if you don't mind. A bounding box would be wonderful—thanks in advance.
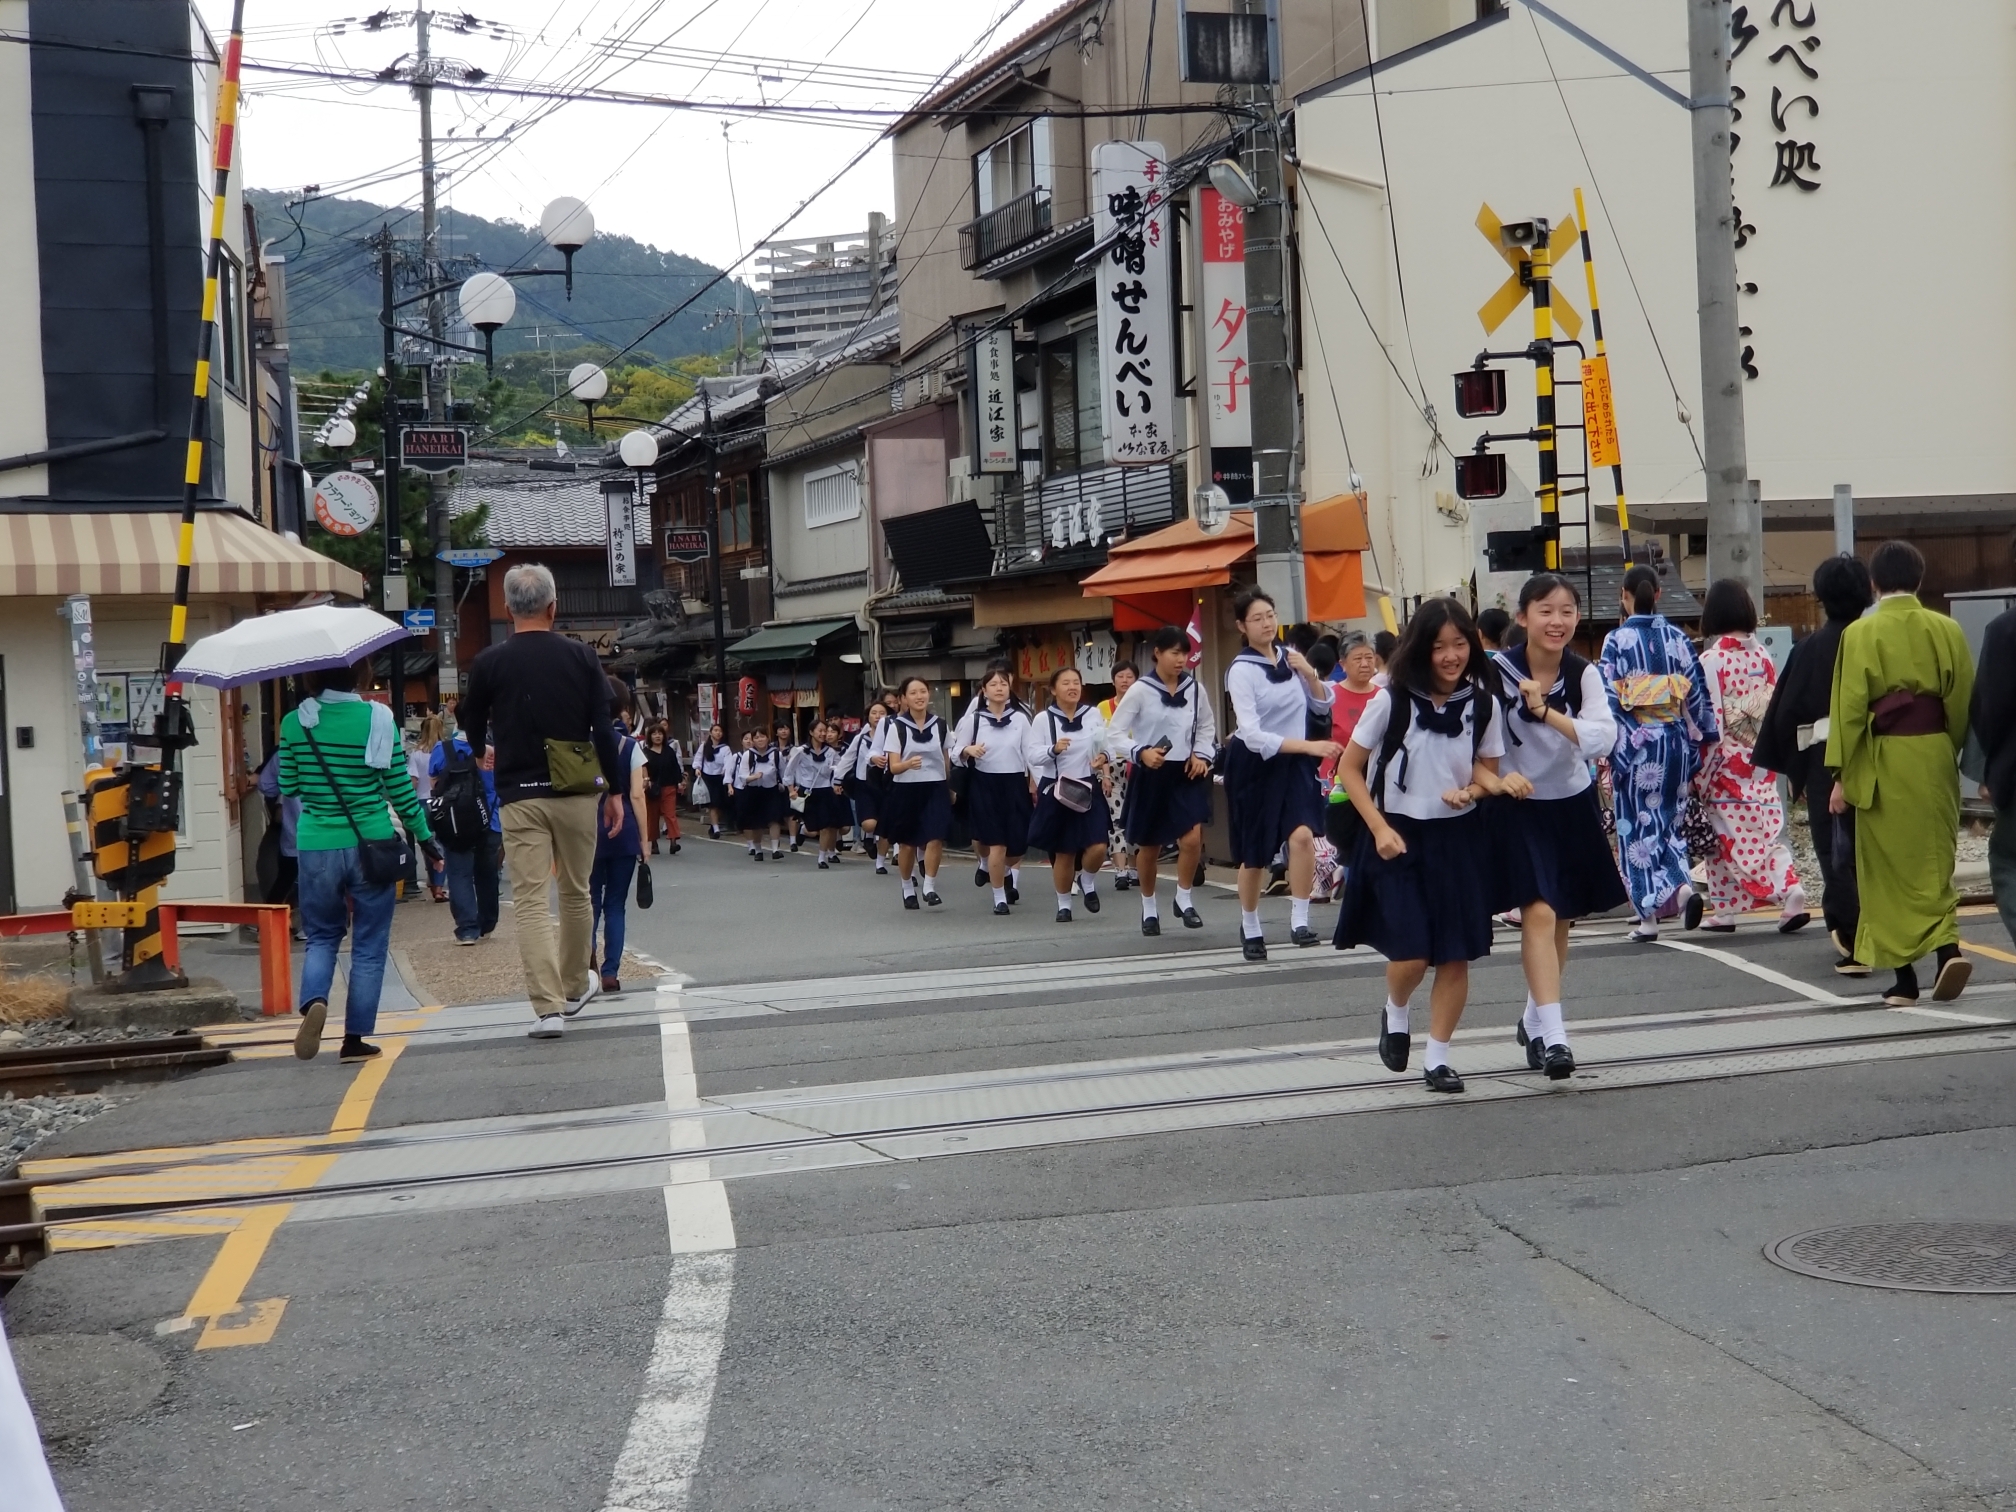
[446,475,650,551]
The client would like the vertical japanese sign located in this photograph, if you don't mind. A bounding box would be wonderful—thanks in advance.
[1093,140,1176,466]
[970,327,1017,474]
[602,476,638,588]
[1580,355,1620,468]
[1198,185,1254,502]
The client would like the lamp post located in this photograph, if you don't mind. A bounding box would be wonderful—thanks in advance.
[373,197,595,711]
[568,362,610,436]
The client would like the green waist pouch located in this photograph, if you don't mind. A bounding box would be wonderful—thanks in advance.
[544,738,609,796]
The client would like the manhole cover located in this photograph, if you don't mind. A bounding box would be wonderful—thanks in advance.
[1764,1223,2016,1293]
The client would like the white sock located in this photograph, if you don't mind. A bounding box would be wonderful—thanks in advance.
[1385,998,1411,1036]
[1291,897,1311,929]
[1522,994,1541,1036]
[1009,866,1021,886]
[1142,894,1159,920]
[902,878,916,898]
[992,886,1008,905]
[1240,908,1262,938]
[1425,1036,1452,1071]
[1056,892,1074,914]
[1175,887,1194,911]
[1079,870,1099,895]
[1534,1001,1567,1046]
[922,877,938,897]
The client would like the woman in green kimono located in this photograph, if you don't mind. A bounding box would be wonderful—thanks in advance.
[1826,540,1975,1005]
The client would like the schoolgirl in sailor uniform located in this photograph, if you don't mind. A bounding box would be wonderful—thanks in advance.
[1489,573,1628,1080]
[840,704,890,872]
[790,722,850,868]
[952,661,1034,915]
[1023,666,1111,923]
[873,676,953,907]
[734,733,789,858]
[1333,597,1518,1095]
[1105,625,1216,935]
[771,723,804,851]
[695,724,735,838]
[1223,589,1339,960]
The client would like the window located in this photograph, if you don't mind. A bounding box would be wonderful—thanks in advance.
[804,463,862,529]
[720,474,754,551]
[975,118,1053,215]
[1040,326,1103,475]
[217,251,245,396]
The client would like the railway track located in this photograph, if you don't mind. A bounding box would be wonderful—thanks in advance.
[0,1034,231,1099]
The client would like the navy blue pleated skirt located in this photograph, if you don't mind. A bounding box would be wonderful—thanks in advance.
[739,786,788,829]
[844,775,884,826]
[1027,783,1112,857]
[1333,809,1497,965]
[965,769,1034,852]
[802,788,852,831]
[1222,743,1325,867]
[1488,789,1627,920]
[1121,761,1213,846]
[878,780,952,846]
[709,780,738,828]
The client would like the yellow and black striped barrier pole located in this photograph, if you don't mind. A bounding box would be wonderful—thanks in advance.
[1573,187,1633,569]
[1530,225,1559,572]
[106,0,247,985]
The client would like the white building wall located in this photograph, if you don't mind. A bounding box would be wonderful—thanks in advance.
[1294,0,2016,602]
[768,451,871,623]
[0,0,49,496]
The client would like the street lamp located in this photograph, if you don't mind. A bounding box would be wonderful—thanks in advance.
[458,271,517,372]
[1207,158,1260,209]
[322,415,358,451]
[618,428,659,469]
[569,362,609,433]
[540,196,596,297]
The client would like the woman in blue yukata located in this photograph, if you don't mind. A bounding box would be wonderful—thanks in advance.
[1599,564,1721,941]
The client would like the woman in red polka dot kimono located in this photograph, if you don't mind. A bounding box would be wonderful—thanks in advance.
[1695,578,1810,933]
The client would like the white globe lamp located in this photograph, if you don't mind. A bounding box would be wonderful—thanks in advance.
[619,429,659,470]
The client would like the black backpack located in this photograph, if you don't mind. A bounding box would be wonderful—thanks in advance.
[1326,685,1494,852]
[427,743,491,852]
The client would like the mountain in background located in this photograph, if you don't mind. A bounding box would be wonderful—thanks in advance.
[251,189,752,373]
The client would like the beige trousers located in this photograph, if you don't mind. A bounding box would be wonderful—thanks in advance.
[501,795,599,1018]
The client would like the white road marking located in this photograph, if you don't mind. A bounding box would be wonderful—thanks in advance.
[1652,936,1853,1005]
[599,990,735,1512]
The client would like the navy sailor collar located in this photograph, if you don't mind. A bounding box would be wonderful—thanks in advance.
[1233,645,1295,684]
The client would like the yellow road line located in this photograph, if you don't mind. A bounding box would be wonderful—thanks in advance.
[1961,939,2016,965]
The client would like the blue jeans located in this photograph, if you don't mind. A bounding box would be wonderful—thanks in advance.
[297,846,397,1037]
[444,830,502,941]
[589,854,638,980]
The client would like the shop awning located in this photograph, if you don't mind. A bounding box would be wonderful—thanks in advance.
[1080,514,1257,598]
[727,617,855,663]
[0,510,365,598]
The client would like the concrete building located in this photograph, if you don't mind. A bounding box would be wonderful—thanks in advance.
[757,222,898,361]
[0,0,358,914]
[1292,0,2016,621]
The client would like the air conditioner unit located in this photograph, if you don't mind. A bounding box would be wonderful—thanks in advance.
[928,369,954,402]
[948,471,976,504]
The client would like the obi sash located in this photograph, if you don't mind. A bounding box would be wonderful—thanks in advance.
[1871,690,1946,737]
[1613,672,1692,725]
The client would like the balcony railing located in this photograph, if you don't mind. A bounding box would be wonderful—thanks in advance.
[958,187,1054,270]
[990,462,1183,572]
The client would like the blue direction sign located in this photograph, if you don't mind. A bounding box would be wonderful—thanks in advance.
[402,608,436,631]
[437,546,505,567]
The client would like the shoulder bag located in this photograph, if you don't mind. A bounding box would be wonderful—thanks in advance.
[1046,711,1099,813]
[300,724,411,886]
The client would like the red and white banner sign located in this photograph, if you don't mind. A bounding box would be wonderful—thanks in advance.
[1199,187,1252,451]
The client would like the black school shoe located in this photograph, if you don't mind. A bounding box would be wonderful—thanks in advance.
[1081,889,1101,914]
[923,889,942,907]
[903,893,920,911]
[1378,1008,1410,1073]
[1423,1064,1465,1094]
[1241,934,1267,962]
[993,901,1011,916]
[1542,1043,1576,1081]
[1179,906,1203,929]
[1141,916,1161,937]
[1006,880,1020,905]
[1055,908,1073,924]
[1515,1019,1543,1071]
[975,866,989,888]
[1291,925,1319,947]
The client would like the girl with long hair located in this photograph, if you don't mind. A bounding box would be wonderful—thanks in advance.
[1024,666,1111,922]
[695,723,734,839]
[841,703,891,874]
[1600,565,1720,940]
[1105,626,1215,934]
[954,661,1034,914]
[1334,597,1519,1094]
[874,677,953,907]
[1489,574,1627,1079]
[735,729,788,859]
[790,720,850,868]
[1222,588,1340,960]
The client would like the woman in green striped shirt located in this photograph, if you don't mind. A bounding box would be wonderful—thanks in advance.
[279,662,438,1063]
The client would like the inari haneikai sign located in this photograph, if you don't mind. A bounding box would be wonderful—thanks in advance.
[1093,140,1176,466]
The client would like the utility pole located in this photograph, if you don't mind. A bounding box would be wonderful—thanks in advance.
[413,6,459,699]
[704,386,729,712]
[1687,0,1760,603]
[380,232,407,715]
[1239,0,1302,619]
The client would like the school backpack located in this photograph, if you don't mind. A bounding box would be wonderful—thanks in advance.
[1325,684,1493,852]
[426,743,491,852]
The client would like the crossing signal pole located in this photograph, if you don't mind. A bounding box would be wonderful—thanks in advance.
[1527,221,1560,572]
[1572,186,1634,568]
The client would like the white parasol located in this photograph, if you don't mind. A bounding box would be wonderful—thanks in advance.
[173,605,412,690]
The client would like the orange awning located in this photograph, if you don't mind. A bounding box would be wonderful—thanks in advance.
[1081,513,1255,598]
[1300,492,1372,552]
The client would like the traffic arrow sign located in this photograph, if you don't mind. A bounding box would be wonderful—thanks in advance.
[402,608,436,631]
[437,546,505,567]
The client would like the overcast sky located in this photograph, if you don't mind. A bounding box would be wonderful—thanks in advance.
[203,0,1053,276]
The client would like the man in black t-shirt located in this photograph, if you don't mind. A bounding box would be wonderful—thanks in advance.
[458,563,627,1035]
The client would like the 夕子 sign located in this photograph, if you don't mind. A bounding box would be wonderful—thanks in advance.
[1199,184,1254,502]
[1093,140,1176,467]
[399,426,469,473]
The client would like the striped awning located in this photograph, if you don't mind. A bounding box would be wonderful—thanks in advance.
[0,511,364,599]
